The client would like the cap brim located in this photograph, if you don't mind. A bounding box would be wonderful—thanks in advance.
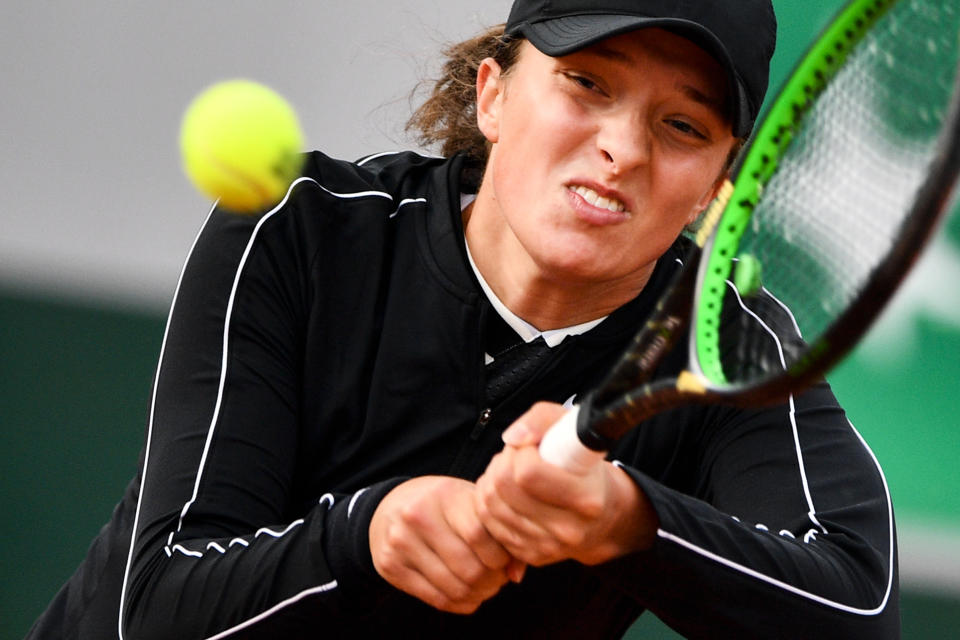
[515,14,753,137]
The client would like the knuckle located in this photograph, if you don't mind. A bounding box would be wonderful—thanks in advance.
[513,461,539,490]
[510,542,542,566]
[461,521,486,547]
[383,527,403,549]
[491,466,512,492]
[543,537,564,559]
[499,528,525,553]
[431,593,453,612]
[376,555,399,579]
[447,581,472,603]
[397,503,415,522]
[518,536,562,566]
[577,495,605,520]
[555,524,586,548]
[476,475,497,506]
[398,503,425,527]
[373,549,406,583]
[484,547,510,570]
[459,562,483,585]
[384,523,409,550]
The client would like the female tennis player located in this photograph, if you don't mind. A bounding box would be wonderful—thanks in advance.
[28,1,898,638]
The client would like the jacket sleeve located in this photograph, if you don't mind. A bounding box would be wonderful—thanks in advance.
[120,197,399,639]
[602,380,899,639]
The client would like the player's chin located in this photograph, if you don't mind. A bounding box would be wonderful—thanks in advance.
[530,238,616,278]
[536,250,643,286]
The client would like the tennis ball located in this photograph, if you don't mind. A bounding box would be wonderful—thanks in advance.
[180,79,305,213]
[734,253,763,297]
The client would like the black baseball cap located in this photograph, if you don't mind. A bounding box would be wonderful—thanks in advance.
[505,0,777,137]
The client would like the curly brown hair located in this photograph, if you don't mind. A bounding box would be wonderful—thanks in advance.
[406,24,522,191]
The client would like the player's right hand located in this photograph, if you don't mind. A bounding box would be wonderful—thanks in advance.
[369,476,525,614]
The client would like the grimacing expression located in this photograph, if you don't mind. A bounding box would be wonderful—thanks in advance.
[475,28,738,290]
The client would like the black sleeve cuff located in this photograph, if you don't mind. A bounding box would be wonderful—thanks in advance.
[320,477,409,600]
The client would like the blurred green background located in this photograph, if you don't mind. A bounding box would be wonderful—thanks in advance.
[2,1,958,638]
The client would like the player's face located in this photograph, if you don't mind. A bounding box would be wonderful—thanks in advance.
[473,28,737,291]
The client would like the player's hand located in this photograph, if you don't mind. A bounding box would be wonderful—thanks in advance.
[369,476,525,614]
[475,402,658,567]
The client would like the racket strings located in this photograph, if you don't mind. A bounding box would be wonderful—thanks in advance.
[713,0,960,384]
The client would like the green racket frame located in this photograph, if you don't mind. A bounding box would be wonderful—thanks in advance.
[571,0,960,451]
[694,0,897,385]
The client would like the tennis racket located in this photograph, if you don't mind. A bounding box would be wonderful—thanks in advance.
[539,0,960,472]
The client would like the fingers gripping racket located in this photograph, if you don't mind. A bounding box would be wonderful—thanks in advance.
[540,0,960,472]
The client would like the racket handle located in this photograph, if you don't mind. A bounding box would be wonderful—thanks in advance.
[538,406,607,474]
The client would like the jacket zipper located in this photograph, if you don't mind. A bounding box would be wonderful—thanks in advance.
[470,407,493,440]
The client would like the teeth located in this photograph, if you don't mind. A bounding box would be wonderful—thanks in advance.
[571,185,626,213]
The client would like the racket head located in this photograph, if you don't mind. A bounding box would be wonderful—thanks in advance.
[690,0,960,403]
[581,0,960,448]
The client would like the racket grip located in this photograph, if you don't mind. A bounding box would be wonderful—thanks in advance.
[538,406,607,474]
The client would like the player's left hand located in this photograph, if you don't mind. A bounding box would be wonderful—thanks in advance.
[475,402,658,567]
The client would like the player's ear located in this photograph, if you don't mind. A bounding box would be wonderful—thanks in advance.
[477,57,504,144]
[688,173,729,225]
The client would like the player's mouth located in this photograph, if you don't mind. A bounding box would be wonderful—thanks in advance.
[567,183,632,223]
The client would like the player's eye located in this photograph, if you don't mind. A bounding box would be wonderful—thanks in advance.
[564,72,604,95]
[666,118,707,140]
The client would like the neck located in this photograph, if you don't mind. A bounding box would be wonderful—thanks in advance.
[463,200,653,331]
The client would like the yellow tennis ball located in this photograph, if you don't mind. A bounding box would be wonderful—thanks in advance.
[180,79,305,213]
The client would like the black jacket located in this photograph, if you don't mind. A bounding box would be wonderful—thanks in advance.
[28,150,898,639]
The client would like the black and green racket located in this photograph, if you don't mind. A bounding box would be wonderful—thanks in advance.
[540,0,960,471]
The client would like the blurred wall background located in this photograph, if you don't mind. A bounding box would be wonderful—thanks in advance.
[2,2,957,637]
